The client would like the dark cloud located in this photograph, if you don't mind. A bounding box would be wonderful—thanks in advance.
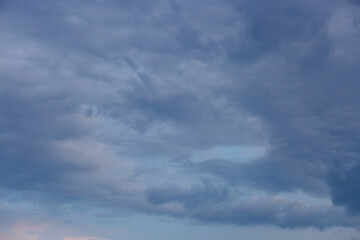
[145,182,358,229]
[0,76,91,191]
[347,0,360,4]
[0,0,360,233]
[223,0,330,63]
[329,163,360,213]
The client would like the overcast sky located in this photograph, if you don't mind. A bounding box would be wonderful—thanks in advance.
[1,0,360,239]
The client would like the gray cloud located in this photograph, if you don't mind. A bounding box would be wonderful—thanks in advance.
[347,0,360,4]
[0,0,360,234]
[145,182,358,229]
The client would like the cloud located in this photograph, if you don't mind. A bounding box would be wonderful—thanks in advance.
[347,0,360,5]
[63,237,107,240]
[0,221,107,240]
[0,222,50,240]
[0,0,360,235]
[143,181,360,229]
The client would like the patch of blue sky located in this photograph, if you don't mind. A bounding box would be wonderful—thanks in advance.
[191,145,268,163]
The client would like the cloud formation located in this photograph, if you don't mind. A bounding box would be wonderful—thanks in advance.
[1,0,360,238]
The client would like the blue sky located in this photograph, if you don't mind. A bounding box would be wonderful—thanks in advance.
[1,0,360,239]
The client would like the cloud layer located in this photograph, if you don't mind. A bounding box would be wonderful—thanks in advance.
[1,0,360,238]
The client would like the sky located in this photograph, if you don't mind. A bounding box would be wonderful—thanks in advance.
[1,0,360,239]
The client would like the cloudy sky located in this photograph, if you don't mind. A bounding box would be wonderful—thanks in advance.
[1,0,360,239]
